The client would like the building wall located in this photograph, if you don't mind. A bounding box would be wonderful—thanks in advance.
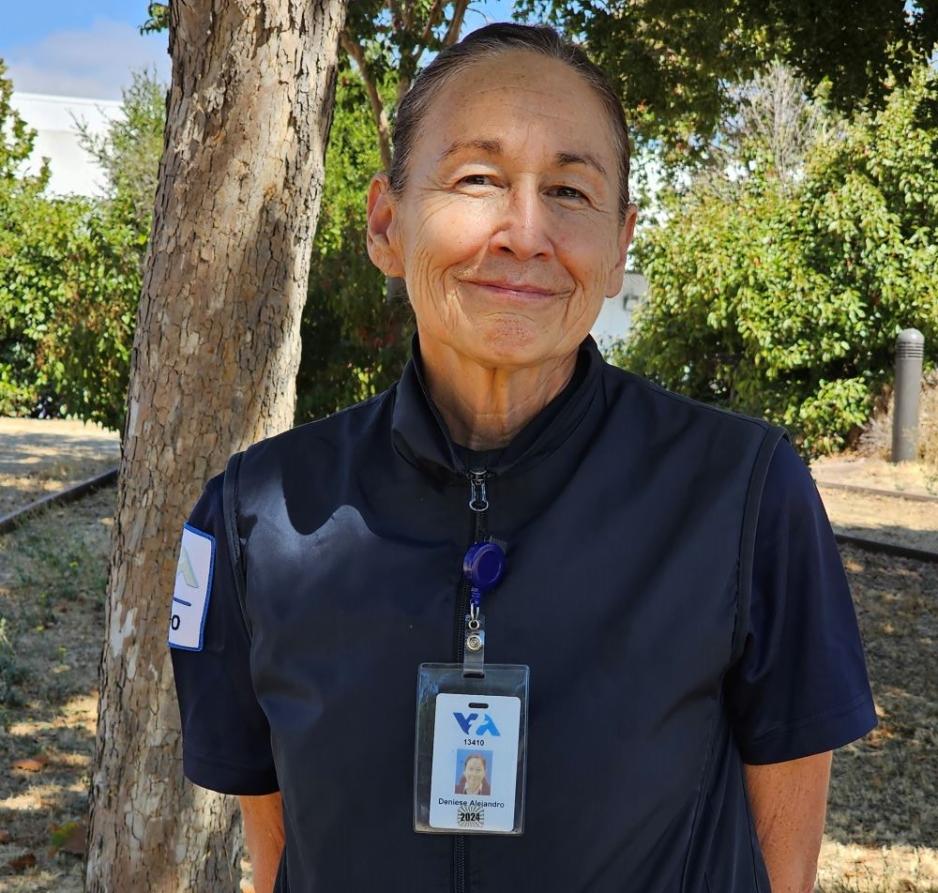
[10,91,122,198]
[590,271,648,347]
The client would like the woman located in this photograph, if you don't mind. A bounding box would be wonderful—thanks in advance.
[456,755,491,797]
[170,23,876,893]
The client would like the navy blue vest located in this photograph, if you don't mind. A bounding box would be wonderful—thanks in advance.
[231,337,785,892]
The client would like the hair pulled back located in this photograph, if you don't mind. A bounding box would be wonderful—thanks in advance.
[388,23,632,221]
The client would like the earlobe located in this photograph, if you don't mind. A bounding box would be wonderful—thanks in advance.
[366,174,405,278]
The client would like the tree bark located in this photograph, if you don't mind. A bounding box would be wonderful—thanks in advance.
[85,1,347,889]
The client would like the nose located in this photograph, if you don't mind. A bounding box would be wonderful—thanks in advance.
[489,179,554,262]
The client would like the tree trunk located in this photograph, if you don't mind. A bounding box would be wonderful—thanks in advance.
[85,1,347,889]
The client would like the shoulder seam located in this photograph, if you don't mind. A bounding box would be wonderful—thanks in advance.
[731,425,789,667]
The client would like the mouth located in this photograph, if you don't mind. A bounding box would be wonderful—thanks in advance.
[463,279,558,300]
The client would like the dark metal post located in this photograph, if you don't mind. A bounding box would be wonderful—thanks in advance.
[892,328,925,463]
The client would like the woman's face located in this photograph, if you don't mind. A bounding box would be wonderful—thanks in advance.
[464,756,486,789]
[368,50,637,370]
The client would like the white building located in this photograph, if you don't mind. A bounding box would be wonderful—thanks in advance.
[591,271,647,347]
[9,91,122,198]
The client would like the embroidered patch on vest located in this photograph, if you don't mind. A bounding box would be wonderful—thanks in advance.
[168,524,215,651]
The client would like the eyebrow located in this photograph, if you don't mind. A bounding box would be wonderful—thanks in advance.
[438,139,608,178]
[438,138,503,162]
[555,151,608,178]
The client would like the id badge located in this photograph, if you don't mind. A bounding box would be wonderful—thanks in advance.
[414,662,529,835]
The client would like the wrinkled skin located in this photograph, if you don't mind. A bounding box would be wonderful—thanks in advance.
[367,49,637,447]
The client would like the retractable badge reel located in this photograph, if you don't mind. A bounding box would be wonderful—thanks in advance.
[414,540,530,835]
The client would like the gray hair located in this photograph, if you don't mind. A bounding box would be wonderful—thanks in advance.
[388,22,632,221]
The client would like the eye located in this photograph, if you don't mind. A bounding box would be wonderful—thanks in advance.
[550,185,587,200]
[457,174,495,187]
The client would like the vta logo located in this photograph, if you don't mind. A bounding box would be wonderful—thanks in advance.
[176,546,200,589]
[453,712,500,736]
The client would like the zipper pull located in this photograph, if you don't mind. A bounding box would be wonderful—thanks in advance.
[468,470,489,512]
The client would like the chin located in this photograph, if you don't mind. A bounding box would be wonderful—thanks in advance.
[460,318,557,368]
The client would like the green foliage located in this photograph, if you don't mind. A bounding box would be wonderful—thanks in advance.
[140,2,169,35]
[0,58,53,414]
[617,64,938,456]
[0,59,39,181]
[1,51,406,429]
[75,68,165,235]
[0,187,98,417]
[518,0,938,163]
[295,66,412,423]
[0,64,157,428]
[343,1,469,90]
[40,208,144,429]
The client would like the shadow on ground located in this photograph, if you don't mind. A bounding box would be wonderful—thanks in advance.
[0,419,119,517]
[825,545,938,851]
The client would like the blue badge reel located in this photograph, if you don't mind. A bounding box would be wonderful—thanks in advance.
[414,540,529,835]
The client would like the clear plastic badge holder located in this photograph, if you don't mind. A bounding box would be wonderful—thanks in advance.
[414,662,529,835]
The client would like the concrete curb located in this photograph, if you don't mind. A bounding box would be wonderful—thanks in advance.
[815,479,938,504]
[834,531,938,565]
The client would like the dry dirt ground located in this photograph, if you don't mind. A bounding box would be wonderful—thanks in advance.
[0,419,119,519]
[816,486,938,555]
[812,455,938,499]
[0,489,935,891]
[812,454,938,556]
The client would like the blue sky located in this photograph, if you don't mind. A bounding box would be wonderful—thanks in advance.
[2,0,517,99]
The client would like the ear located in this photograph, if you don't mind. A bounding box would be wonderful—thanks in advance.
[604,203,638,298]
[366,173,405,278]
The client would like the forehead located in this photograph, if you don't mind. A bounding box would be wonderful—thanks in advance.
[416,50,618,169]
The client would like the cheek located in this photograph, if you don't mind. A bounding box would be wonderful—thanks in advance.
[555,227,618,295]
[400,198,499,330]
[404,197,494,280]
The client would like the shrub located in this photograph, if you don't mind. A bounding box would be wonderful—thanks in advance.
[0,63,151,428]
[295,66,412,423]
[619,64,938,457]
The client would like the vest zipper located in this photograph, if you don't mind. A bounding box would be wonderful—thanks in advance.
[454,469,490,893]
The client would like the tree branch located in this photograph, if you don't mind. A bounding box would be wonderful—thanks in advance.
[397,73,412,111]
[443,0,470,46]
[419,0,447,48]
[340,31,393,172]
[389,0,406,34]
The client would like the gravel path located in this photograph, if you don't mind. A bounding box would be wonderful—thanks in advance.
[812,454,938,499]
[819,486,938,555]
[0,419,119,519]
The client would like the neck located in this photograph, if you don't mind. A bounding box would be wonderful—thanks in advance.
[418,336,579,451]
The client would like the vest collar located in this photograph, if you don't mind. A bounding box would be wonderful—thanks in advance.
[390,333,604,479]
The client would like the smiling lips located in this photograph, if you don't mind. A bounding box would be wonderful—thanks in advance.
[465,279,557,298]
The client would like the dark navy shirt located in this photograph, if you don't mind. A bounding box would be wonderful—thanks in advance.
[170,340,876,891]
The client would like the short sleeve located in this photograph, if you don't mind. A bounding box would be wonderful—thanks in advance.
[725,438,878,765]
[169,473,279,794]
